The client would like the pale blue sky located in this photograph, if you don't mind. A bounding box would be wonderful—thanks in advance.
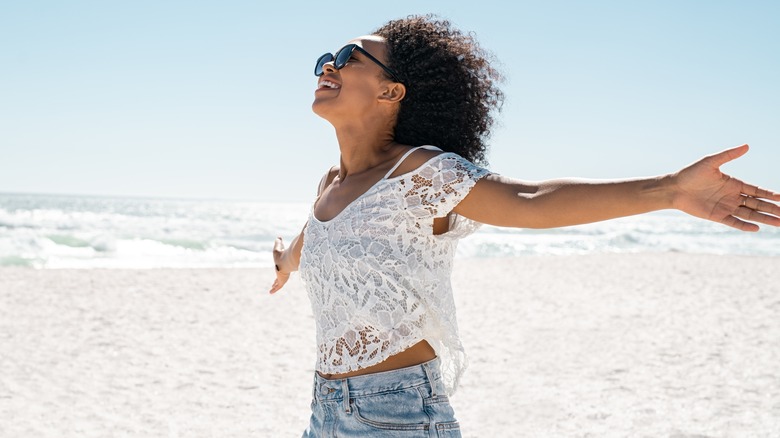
[1,0,778,201]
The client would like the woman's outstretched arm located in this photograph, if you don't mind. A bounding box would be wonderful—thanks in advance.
[455,144,780,232]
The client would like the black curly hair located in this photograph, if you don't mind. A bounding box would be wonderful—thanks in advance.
[373,15,505,165]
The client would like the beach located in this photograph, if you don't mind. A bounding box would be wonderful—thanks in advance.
[1,254,779,437]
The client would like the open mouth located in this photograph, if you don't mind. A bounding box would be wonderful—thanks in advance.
[318,80,341,90]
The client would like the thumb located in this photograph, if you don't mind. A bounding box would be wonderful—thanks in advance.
[273,236,284,252]
[708,144,749,168]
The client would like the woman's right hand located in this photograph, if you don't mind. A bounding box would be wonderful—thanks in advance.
[269,237,292,294]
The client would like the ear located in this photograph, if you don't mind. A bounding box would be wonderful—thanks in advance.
[378,82,406,104]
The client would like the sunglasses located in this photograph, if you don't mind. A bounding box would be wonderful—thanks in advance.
[314,44,402,84]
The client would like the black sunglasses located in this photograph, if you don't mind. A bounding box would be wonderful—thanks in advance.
[314,44,402,84]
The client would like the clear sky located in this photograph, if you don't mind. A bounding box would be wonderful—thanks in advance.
[1,0,778,202]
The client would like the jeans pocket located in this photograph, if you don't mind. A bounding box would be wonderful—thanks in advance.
[436,421,461,438]
[351,388,430,431]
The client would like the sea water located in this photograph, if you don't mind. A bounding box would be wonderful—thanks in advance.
[1,192,778,269]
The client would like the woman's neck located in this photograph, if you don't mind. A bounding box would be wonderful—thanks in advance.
[334,124,399,179]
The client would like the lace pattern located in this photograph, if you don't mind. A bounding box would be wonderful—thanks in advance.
[299,150,491,395]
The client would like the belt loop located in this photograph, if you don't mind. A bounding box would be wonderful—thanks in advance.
[422,361,437,397]
[342,379,351,413]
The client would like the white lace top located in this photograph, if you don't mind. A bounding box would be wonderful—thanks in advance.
[299,146,492,395]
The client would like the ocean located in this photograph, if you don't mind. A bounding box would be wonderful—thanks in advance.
[1,192,778,269]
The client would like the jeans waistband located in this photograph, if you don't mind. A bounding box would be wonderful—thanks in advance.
[313,357,442,401]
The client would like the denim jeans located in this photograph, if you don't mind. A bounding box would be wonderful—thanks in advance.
[302,357,461,437]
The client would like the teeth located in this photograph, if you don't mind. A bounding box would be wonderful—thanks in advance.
[319,80,340,89]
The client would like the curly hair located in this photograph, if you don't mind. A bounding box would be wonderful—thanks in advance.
[373,15,504,165]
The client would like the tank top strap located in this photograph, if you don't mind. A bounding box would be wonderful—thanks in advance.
[383,145,443,179]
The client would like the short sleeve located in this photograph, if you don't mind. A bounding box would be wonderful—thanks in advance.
[401,153,491,220]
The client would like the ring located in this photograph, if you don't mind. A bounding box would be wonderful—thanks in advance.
[741,197,747,207]
[275,264,280,272]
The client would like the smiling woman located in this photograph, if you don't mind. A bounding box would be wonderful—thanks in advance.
[269,14,780,437]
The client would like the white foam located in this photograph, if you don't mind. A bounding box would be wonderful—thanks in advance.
[1,194,778,268]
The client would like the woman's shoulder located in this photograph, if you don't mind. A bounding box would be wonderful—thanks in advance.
[386,145,450,179]
[317,165,339,196]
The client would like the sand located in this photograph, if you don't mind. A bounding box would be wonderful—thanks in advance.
[1,254,779,437]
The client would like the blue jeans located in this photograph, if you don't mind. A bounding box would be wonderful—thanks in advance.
[302,358,461,437]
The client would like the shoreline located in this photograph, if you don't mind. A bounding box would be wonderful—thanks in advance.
[2,253,779,436]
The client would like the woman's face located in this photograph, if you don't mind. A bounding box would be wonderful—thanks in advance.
[311,35,397,123]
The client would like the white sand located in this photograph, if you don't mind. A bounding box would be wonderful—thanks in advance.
[1,254,779,437]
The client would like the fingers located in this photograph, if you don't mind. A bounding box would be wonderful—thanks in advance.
[715,147,779,200]
[708,144,749,168]
[269,280,283,294]
[734,205,780,227]
[269,273,281,294]
[269,278,280,294]
[722,196,780,232]
[742,207,780,226]
[269,274,291,294]
[269,273,290,294]
[720,215,760,232]
[741,196,780,217]
[741,182,780,202]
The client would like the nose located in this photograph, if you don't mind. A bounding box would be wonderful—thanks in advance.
[322,61,337,74]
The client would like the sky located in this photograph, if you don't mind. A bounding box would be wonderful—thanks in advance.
[1,0,778,202]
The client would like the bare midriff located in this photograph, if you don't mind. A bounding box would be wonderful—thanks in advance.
[317,340,437,380]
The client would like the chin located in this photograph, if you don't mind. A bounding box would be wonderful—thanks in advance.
[311,100,331,121]
[311,99,342,124]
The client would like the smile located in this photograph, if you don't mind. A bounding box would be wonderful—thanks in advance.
[318,80,341,90]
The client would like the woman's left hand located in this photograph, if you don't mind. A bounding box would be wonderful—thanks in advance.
[269,237,292,294]
[671,144,780,231]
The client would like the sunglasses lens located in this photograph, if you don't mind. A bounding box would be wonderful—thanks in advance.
[334,45,356,69]
[314,53,334,76]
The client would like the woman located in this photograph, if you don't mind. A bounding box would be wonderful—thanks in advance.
[270,15,780,437]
